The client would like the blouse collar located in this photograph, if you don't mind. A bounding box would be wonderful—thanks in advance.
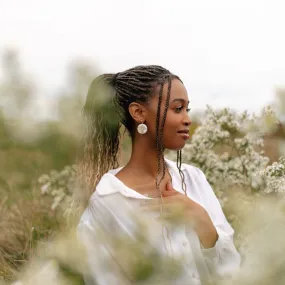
[95,158,185,199]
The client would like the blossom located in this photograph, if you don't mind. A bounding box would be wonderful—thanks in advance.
[167,106,284,201]
[38,165,77,213]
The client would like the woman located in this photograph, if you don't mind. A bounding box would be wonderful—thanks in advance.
[77,65,241,285]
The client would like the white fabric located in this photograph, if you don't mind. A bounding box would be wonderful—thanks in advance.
[77,158,241,284]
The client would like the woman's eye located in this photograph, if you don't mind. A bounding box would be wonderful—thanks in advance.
[175,106,191,113]
[175,106,183,112]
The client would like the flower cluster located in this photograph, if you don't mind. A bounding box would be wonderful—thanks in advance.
[38,165,77,215]
[168,105,284,202]
[262,156,285,194]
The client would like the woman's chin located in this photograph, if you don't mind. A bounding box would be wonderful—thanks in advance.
[166,142,186,151]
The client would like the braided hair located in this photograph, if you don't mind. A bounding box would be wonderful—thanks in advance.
[79,65,187,198]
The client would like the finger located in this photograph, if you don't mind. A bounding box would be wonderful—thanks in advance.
[166,180,174,191]
[161,181,179,196]
[161,189,178,197]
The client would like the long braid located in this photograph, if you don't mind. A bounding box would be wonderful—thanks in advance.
[177,149,187,196]
[78,74,122,199]
[155,82,164,197]
[155,75,177,257]
[158,75,172,187]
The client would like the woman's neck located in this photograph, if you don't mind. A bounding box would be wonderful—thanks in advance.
[126,137,166,179]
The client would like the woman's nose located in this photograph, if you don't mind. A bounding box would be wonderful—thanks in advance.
[184,120,191,127]
[183,114,192,127]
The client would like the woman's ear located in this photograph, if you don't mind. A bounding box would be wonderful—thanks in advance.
[128,102,147,123]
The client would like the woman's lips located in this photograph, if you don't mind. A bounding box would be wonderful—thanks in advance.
[177,132,190,140]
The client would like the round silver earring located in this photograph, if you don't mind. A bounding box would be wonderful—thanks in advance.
[137,121,148,134]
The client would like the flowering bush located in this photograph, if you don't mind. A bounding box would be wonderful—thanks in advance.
[168,106,285,202]
[38,165,77,216]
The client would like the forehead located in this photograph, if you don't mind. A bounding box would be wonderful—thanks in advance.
[151,78,189,105]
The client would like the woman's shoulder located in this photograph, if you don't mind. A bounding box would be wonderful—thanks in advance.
[165,158,206,180]
[78,190,130,227]
[166,158,214,207]
[183,163,208,182]
[90,170,124,198]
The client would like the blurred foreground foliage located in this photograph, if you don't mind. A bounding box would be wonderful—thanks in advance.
[0,50,95,281]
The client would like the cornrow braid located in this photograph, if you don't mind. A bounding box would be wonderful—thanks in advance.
[158,76,172,185]
[155,75,173,197]
[78,65,187,202]
[155,82,164,196]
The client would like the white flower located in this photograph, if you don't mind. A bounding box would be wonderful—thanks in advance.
[40,183,50,194]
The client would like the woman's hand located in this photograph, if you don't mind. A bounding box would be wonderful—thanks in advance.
[142,181,218,249]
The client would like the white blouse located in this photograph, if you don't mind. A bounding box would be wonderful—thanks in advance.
[77,158,241,285]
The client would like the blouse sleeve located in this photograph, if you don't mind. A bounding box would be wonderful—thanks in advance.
[76,196,134,285]
[189,166,241,279]
[77,218,121,285]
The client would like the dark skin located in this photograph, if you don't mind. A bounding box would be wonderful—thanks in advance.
[116,79,218,249]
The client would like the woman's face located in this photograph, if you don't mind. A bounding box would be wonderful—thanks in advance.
[145,78,192,150]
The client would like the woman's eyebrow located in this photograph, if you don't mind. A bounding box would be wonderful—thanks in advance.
[171,98,190,104]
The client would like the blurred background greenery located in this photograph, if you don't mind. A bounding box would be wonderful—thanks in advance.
[0,50,90,280]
